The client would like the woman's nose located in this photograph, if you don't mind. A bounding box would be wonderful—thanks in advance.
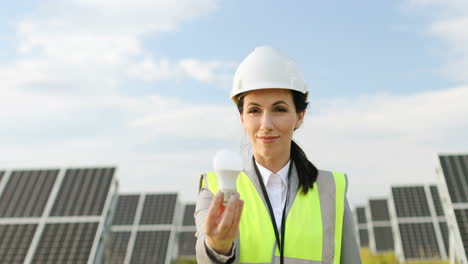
[260,112,273,132]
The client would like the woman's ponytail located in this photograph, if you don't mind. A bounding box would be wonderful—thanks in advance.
[291,140,318,194]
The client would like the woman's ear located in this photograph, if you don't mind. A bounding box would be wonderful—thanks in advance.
[295,111,305,130]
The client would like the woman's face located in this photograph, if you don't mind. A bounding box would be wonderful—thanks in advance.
[240,89,305,161]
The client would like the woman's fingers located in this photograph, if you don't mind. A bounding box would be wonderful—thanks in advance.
[205,192,223,233]
[217,193,239,233]
[228,199,244,236]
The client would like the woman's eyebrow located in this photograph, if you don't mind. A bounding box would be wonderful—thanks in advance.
[272,100,289,106]
[247,102,261,107]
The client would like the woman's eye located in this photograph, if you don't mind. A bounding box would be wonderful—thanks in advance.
[275,107,287,112]
[248,108,260,113]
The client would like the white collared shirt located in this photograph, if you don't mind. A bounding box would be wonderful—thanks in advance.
[255,160,290,230]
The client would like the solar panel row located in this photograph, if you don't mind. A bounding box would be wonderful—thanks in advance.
[112,195,139,226]
[103,231,131,264]
[0,170,58,217]
[103,193,179,264]
[430,186,445,216]
[373,226,394,251]
[182,204,196,226]
[50,168,114,216]
[130,231,170,264]
[392,186,430,217]
[0,224,37,263]
[455,209,468,261]
[439,221,449,255]
[356,207,367,224]
[358,229,369,247]
[140,193,177,225]
[438,154,468,263]
[399,222,440,259]
[32,222,99,264]
[369,199,390,221]
[0,167,117,264]
[439,155,468,203]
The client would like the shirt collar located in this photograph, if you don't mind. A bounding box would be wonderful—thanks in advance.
[255,160,290,186]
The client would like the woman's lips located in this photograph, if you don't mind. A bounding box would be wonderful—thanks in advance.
[257,136,279,143]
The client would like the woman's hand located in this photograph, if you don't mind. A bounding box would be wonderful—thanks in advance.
[205,191,244,255]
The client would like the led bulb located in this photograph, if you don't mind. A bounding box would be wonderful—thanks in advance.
[213,149,243,204]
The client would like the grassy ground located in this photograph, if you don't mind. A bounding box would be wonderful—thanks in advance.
[174,250,449,264]
[361,248,449,264]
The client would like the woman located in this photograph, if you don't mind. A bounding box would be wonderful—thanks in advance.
[195,46,361,264]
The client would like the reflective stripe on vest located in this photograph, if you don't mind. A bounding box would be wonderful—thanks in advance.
[202,170,346,264]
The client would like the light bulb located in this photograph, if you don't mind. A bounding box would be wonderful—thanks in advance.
[213,149,243,204]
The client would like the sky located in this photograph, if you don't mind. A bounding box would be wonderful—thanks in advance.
[1,0,467,206]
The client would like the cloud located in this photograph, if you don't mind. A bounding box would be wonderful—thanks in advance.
[296,86,468,205]
[406,0,468,83]
[2,84,467,204]
[127,58,234,87]
[1,0,230,96]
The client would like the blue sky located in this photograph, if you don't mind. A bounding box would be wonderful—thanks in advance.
[1,0,467,205]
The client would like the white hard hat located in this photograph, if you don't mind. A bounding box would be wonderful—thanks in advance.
[231,46,308,104]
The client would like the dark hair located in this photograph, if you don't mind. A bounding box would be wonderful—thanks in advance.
[236,90,318,194]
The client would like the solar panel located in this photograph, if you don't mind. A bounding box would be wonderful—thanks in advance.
[439,155,468,203]
[0,170,58,217]
[369,199,390,221]
[358,229,369,247]
[373,226,394,251]
[439,221,449,255]
[50,167,115,216]
[112,195,140,225]
[130,231,170,264]
[392,186,431,217]
[438,154,468,263]
[139,194,177,225]
[356,207,367,224]
[399,223,440,259]
[32,222,99,263]
[182,204,196,226]
[178,231,196,257]
[455,209,468,260]
[430,185,444,216]
[0,224,38,263]
[102,231,131,264]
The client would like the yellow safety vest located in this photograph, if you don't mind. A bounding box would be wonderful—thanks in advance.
[201,170,346,264]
